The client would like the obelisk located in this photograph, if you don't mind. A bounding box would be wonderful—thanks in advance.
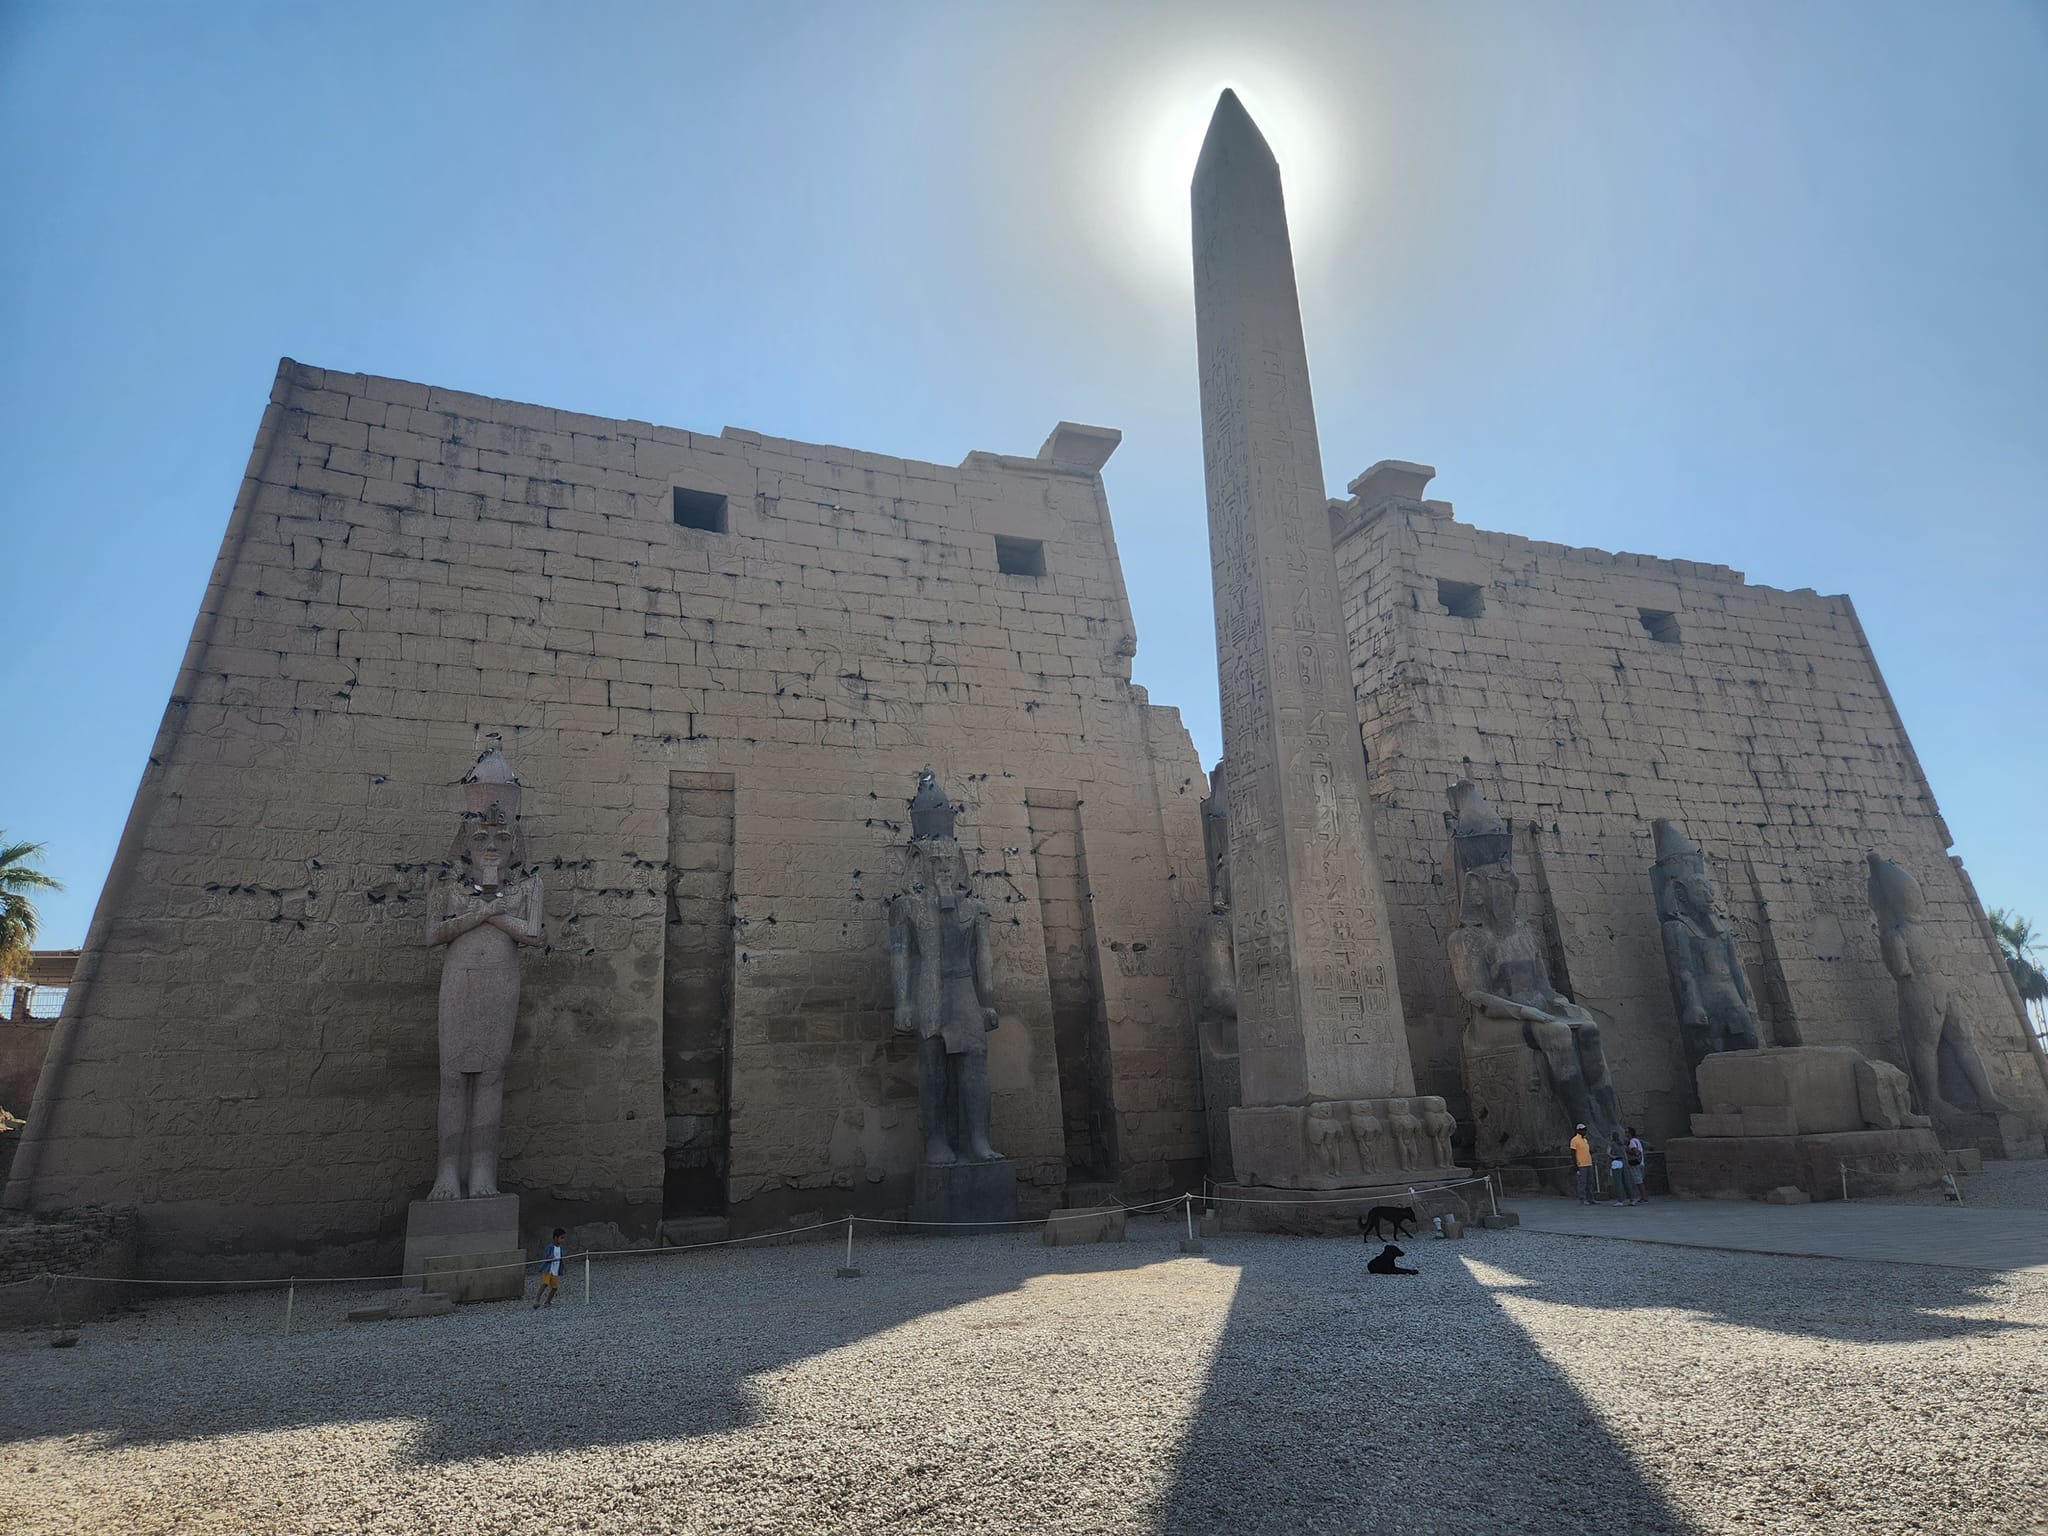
[1194,90,1421,1195]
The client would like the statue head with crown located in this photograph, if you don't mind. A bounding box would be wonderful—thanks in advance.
[452,742,526,895]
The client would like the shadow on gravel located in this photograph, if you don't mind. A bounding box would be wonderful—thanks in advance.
[1151,1236,1695,1535]
[0,1231,1182,1465]
[1465,1234,2046,1346]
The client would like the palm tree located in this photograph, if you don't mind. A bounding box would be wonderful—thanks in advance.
[0,837,63,983]
[1989,907,2048,1048]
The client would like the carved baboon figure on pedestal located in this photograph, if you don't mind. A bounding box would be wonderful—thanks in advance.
[1445,780,1621,1159]
[1650,819,1764,1076]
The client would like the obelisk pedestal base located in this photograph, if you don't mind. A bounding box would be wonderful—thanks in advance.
[403,1193,520,1289]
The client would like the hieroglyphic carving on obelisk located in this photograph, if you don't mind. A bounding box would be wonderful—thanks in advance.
[1193,90,1415,1123]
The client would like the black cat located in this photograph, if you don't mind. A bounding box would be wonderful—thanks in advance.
[1367,1243,1418,1276]
[1358,1205,1417,1242]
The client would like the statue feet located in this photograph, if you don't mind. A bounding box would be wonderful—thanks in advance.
[467,1170,501,1198]
[923,1140,956,1165]
[966,1140,1001,1162]
[426,1172,465,1201]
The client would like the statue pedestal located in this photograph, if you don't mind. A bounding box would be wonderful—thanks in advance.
[1934,1110,2044,1161]
[1666,1128,1945,1202]
[1671,1047,1951,1200]
[403,1194,521,1289]
[911,1159,1017,1234]
[1228,1100,1463,1189]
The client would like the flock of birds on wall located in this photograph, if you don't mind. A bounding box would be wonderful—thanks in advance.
[193,741,1183,964]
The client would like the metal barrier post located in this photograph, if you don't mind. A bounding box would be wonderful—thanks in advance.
[583,1256,591,1306]
[284,1278,296,1337]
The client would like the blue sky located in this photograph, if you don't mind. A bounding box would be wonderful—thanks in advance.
[3,1,2043,952]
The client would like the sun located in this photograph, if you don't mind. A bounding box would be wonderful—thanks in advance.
[1108,53,1349,293]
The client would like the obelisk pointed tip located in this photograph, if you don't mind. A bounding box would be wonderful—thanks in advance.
[1196,87,1277,187]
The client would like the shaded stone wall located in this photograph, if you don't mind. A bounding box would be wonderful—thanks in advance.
[0,1206,138,1328]
[0,1016,54,1115]
[1337,488,2048,1149]
[8,361,1208,1272]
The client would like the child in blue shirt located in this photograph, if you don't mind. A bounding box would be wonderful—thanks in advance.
[533,1228,565,1309]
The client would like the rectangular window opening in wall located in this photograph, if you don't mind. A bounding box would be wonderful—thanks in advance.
[1639,608,1681,644]
[995,535,1047,577]
[1436,578,1485,619]
[672,486,729,533]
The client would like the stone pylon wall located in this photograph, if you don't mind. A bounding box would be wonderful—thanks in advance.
[8,361,1210,1272]
[1337,490,2048,1149]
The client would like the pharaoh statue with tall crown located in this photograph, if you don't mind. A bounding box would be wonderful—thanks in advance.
[1445,780,1621,1164]
[425,739,546,1200]
[1650,818,1764,1076]
[888,770,1000,1166]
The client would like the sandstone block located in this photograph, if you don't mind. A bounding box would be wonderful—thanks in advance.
[1690,1113,1745,1137]
[423,1248,526,1304]
[1741,1106,1800,1137]
[911,1159,1018,1234]
[1041,1206,1125,1246]
[1665,1127,1946,1202]
[1696,1047,1865,1135]
[403,1194,520,1286]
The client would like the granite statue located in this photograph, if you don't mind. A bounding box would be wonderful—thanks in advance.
[425,741,545,1201]
[1866,853,2011,1121]
[889,772,1001,1165]
[1650,819,1764,1074]
[1445,780,1621,1158]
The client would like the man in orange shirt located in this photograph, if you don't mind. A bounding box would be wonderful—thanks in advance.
[1569,1124,1595,1205]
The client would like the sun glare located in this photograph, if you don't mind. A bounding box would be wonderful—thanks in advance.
[1109,53,1349,293]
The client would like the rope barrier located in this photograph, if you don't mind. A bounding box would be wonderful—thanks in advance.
[5,1178,1520,1301]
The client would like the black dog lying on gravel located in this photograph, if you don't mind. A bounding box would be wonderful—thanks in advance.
[1358,1205,1417,1242]
[1366,1243,1418,1275]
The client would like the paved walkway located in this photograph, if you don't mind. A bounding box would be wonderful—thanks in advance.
[1511,1195,2048,1276]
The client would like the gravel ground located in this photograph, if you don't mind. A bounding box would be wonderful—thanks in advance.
[2,1218,2045,1536]
[1875,1154,2048,1209]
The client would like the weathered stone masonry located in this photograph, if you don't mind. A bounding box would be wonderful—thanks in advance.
[1335,475,2048,1150]
[7,361,1211,1273]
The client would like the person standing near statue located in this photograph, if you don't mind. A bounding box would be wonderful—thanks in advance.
[889,771,1001,1165]
[1570,1124,1595,1205]
[1608,1131,1638,1205]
